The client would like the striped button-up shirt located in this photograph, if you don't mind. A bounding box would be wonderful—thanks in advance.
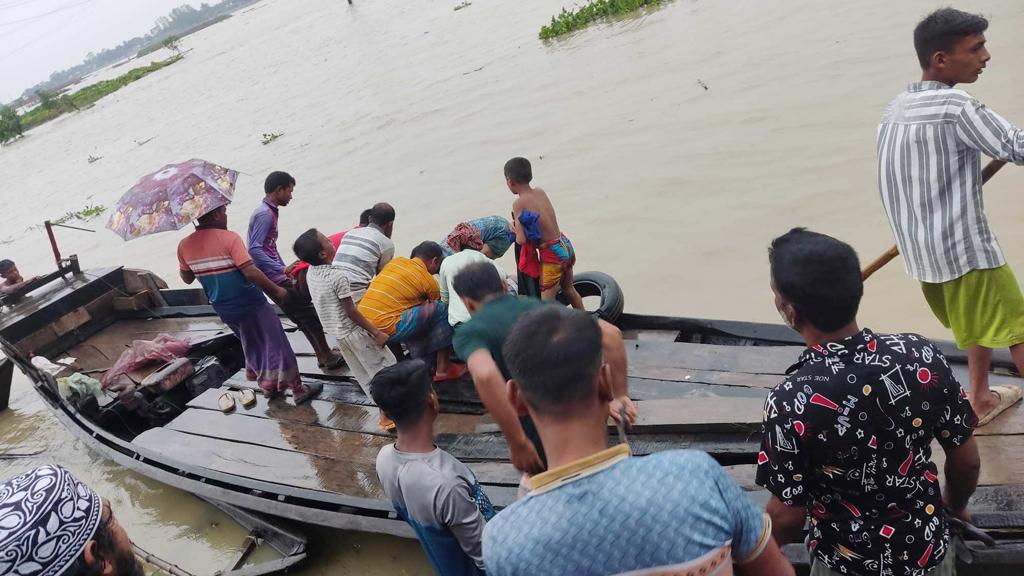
[877,81,1024,283]
[332,224,395,293]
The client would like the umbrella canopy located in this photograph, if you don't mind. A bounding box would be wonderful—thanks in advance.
[107,159,239,241]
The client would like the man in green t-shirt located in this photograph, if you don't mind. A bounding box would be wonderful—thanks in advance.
[452,262,636,474]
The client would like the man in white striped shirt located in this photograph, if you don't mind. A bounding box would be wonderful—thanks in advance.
[878,8,1024,426]
[332,202,396,294]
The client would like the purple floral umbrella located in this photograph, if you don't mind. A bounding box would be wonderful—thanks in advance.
[107,159,239,241]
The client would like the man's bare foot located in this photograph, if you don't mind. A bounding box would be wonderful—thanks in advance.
[433,363,467,382]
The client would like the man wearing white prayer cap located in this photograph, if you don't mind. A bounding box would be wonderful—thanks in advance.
[0,465,143,576]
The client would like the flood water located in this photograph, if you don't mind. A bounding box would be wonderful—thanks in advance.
[2,0,1024,572]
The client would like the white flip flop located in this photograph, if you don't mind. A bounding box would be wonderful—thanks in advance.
[218,392,236,413]
[977,385,1023,426]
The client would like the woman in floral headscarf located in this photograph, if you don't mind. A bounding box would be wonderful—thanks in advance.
[440,215,512,259]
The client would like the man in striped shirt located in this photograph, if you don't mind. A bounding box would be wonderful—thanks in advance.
[332,202,396,294]
[878,8,1024,425]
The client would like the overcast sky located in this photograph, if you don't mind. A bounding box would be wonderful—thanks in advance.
[0,0,204,103]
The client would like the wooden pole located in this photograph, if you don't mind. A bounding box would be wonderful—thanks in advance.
[133,543,196,576]
[862,159,1008,280]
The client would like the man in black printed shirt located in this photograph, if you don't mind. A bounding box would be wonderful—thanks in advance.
[757,228,982,576]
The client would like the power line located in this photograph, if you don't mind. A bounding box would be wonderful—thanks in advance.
[0,1,92,63]
[0,0,94,29]
[0,0,43,10]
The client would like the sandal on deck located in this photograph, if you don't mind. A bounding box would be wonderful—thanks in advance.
[977,385,1023,426]
[239,389,257,408]
[293,382,323,405]
[218,393,236,413]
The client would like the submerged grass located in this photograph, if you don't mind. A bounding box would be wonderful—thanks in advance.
[539,0,665,39]
[19,56,183,131]
[52,203,106,225]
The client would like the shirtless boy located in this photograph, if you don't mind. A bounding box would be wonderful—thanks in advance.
[503,157,584,309]
[0,260,37,295]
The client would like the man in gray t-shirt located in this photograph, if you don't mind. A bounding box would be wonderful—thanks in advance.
[371,360,494,575]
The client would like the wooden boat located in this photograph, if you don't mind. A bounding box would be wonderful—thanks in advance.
[2,264,1024,574]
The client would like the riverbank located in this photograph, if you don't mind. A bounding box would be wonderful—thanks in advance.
[13,55,183,135]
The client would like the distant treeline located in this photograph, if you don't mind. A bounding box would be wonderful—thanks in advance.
[136,14,232,58]
[0,56,183,145]
[7,0,260,108]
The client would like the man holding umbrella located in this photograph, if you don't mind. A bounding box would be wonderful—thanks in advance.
[108,159,320,404]
[179,205,321,403]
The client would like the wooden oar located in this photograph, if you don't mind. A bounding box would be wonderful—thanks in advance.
[862,159,1008,280]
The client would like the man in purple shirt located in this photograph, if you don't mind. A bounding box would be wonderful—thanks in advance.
[248,171,342,369]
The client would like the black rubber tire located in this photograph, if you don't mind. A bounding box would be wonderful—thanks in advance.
[557,271,625,325]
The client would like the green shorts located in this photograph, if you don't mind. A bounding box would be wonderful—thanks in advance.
[922,265,1024,350]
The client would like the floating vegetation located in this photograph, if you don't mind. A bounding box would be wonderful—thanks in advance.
[539,0,666,40]
[261,132,283,145]
[453,1,471,10]
[53,204,106,225]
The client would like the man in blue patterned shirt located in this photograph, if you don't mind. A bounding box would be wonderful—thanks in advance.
[483,307,793,576]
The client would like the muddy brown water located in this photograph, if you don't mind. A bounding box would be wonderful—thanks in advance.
[2,0,1024,572]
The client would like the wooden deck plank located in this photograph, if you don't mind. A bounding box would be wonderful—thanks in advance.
[149,415,518,508]
[135,427,385,500]
[628,368,784,390]
[168,408,517,490]
[626,340,799,377]
[187,388,495,437]
[931,435,1024,487]
[630,397,764,433]
[166,408,391,465]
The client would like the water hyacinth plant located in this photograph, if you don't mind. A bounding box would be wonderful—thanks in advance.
[261,132,283,145]
[53,204,106,225]
[539,0,665,39]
